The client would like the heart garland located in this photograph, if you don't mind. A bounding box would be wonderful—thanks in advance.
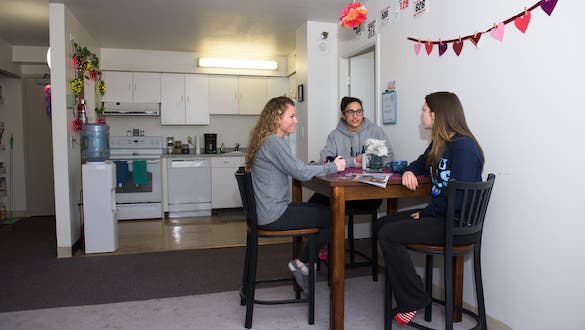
[514,10,531,33]
[408,0,558,57]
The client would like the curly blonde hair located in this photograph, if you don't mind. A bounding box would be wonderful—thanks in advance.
[245,96,295,170]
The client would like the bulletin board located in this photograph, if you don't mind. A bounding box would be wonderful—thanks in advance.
[382,90,397,125]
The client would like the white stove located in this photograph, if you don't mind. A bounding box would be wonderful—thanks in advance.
[109,136,163,220]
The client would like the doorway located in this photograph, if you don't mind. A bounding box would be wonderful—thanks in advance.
[344,46,376,123]
[23,76,55,216]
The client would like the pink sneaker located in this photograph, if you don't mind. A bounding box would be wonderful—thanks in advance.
[318,248,328,261]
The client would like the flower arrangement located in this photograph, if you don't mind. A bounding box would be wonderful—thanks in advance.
[339,1,368,28]
[365,138,389,157]
[70,42,106,97]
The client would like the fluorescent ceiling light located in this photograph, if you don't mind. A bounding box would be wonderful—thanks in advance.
[198,57,278,70]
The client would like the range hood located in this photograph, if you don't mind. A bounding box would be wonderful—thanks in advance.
[103,102,160,116]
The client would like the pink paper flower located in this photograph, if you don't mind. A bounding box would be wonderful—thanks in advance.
[339,2,368,28]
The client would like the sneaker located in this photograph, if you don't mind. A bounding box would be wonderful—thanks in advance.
[288,260,308,291]
[394,311,416,326]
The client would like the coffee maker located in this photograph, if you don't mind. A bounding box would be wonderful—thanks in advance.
[204,133,217,154]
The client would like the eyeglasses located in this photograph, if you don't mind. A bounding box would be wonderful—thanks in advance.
[344,109,363,116]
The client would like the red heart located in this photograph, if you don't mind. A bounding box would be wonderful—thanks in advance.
[514,11,531,33]
[470,33,482,47]
[425,41,433,55]
[453,40,464,56]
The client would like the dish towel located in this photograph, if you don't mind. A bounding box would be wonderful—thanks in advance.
[114,161,129,186]
[132,160,148,185]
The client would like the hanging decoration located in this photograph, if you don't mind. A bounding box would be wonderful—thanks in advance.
[41,85,52,119]
[69,42,107,130]
[339,1,368,28]
[407,0,558,57]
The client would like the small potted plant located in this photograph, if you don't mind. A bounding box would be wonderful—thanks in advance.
[365,138,388,171]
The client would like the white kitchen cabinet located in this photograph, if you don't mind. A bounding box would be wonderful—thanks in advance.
[211,156,244,209]
[238,76,267,115]
[161,73,209,125]
[266,77,289,99]
[209,75,238,114]
[103,71,160,103]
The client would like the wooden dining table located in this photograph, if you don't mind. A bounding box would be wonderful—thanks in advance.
[292,170,431,330]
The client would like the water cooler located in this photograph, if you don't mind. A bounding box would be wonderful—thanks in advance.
[82,162,118,253]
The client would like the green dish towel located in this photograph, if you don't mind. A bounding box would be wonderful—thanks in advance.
[132,160,147,185]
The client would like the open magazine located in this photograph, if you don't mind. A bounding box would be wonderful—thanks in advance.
[357,173,392,188]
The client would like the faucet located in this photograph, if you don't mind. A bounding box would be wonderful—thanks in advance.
[234,143,240,152]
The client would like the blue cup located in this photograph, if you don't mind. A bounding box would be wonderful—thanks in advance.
[389,160,408,173]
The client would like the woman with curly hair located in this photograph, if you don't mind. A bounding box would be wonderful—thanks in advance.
[245,96,346,290]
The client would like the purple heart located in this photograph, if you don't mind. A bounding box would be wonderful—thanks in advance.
[540,0,558,16]
[438,43,447,56]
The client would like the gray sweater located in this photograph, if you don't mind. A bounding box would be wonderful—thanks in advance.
[320,118,394,167]
[251,134,337,225]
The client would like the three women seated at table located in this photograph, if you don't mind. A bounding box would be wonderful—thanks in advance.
[245,92,485,328]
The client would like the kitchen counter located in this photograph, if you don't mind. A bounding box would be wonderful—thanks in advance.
[162,150,246,158]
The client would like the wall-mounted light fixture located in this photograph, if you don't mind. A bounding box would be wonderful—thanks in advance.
[46,47,51,69]
[198,57,278,70]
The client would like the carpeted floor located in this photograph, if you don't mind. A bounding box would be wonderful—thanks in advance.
[0,217,372,313]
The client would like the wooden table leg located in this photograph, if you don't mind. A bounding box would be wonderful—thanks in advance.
[330,187,345,330]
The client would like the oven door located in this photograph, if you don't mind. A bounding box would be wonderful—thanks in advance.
[114,159,162,203]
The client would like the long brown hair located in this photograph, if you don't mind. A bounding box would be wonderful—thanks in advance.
[245,96,295,170]
[425,92,483,174]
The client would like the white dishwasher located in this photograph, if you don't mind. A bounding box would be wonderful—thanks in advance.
[167,158,212,217]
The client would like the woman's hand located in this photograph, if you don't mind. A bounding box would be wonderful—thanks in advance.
[354,154,362,168]
[402,171,419,191]
[334,156,346,172]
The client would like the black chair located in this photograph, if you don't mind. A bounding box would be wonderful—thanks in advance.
[347,205,379,281]
[384,174,496,330]
[235,167,318,329]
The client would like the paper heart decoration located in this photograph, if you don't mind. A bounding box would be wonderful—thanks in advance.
[413,43,421,55]
[453,40,464,56]
[514,11,531,33]
[425,41,433,55]
[438,43,447,56]
[490,22,505,42]
[541,0,558,16]
[470,33,482,47]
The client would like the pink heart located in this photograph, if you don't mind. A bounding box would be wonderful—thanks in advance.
[413,43,421,55]
[453,40,463,56]
[438,43,447,56]
[490,22,505,42]
[514,11,531,33]
[425,41,433,55]
[541,0,558,16]
[470,33,482,47]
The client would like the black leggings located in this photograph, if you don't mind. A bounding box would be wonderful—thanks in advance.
[377,210,477,312]
[260,202,330,263]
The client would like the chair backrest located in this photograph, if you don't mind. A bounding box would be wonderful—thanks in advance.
[235,167,258,232]
[445,173,496,240]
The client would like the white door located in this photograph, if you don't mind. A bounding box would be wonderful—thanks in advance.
[24,77,55,216]
[348,50,375,122]
[238,76,267,115]
[133,72,161,103]
[208,75,238,114]
[103,71,133,103]
[185,74,210,125]
[161,73,185,124]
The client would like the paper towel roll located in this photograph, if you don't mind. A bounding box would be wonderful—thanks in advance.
[195,135,201,155]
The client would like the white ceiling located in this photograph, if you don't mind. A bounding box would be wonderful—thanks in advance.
[0,0,347,57]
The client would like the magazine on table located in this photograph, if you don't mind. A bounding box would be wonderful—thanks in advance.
[357,173,392,188]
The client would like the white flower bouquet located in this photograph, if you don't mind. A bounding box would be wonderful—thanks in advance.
[365,138,388,157]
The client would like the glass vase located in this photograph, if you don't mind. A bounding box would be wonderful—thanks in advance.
[369,154,383,171]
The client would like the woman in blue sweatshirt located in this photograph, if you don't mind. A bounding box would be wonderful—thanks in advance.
[377,91,484,326]
[245,96,346,291]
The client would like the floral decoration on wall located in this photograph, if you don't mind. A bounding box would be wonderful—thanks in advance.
[339,1,368,28]
[69,42,107,131]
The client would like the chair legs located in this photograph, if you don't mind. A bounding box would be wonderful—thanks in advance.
[347,210,379,281]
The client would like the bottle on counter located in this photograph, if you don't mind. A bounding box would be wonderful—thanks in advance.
[219,142,226,153]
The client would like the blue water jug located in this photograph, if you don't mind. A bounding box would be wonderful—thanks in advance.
[81,123,110,163]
